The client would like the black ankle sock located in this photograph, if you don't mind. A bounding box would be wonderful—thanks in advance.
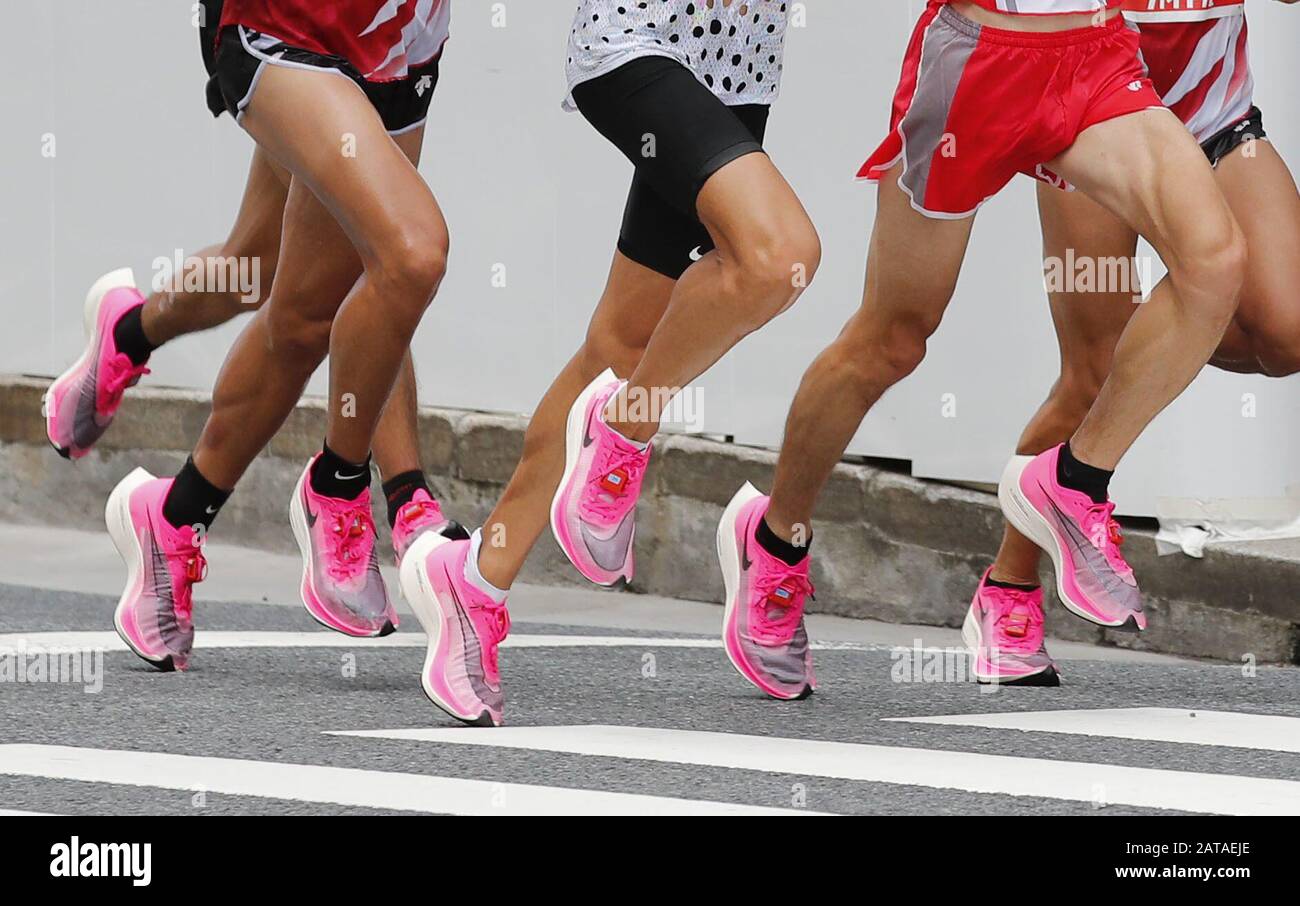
[162,457,231,533]
[309,443,372,501]
[382,469,429,527]
[1056,441,1113,505]
[112,304,157,367]
[984,575,1040,593]
[756,516,810,566]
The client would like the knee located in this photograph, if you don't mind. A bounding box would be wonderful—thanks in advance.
[265,307,332,367]
[1174,218,1248,325]
[726,218,822,322]
[830,313,935,399]
[874,316,934,386]
[371,225,449,324]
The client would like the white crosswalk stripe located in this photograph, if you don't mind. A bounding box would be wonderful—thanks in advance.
[0,745,819,816]
[885,707,1300,754]
[331,717,1300,815]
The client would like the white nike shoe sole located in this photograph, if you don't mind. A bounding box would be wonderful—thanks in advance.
[105,465,172,668]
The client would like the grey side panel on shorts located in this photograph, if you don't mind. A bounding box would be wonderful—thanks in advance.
[899,14,980,207]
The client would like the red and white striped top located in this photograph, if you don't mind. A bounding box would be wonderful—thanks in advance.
[1122,0,1245,22]
[950,0,1124,15]
[221,0,451,82]
[1127,0,1252,142]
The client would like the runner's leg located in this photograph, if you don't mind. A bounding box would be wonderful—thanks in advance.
[140,148,288,344]
[1050,110,1247,469]
[1208,139,1300,377]
[477,253,675,589]
[990,184,1138,586]
[607,152,820,443]
[191,91,438,491]
[763,164,972,540]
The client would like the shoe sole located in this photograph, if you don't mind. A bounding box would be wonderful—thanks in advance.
[548,367,628,587]
[960,604,1059,686]
[43,267,137,459]
[398,532,496,726]
[105,466,175,672]
[288,466,392,639]
[998,455,1136,631]
[716,482,812,701]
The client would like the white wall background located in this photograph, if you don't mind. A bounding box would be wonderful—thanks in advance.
[2,1,1297,520]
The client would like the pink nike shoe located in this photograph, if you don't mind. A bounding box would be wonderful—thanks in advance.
[999,445,1145,631]
[962,568,1060,686]
[717,483,816,700]
[391,489,467,565]
[399,534,510,727]
[105,468,205,672]
[550,369,651,586]
[44,268,151,459]
[289,457,397,638]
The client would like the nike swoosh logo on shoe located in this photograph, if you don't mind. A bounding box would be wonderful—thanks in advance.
[741,513,754,571]
[582,403,599,448]
[1043,488,1140,604]
[580,512,635,571]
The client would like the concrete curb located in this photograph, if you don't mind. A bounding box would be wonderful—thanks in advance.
[3,375,1297,663]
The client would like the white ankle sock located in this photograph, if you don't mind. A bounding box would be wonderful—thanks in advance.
[464,529,509,604]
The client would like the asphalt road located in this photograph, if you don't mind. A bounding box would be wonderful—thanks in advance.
[1,524,1297,816]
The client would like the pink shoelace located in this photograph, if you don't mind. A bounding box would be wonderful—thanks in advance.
[581,443,648,523]
[168,545,207,623]
[984,588,1043,655]
[750,566,814,645]
[477,603,512,674]
[98,354,150,414]
[1080,500,1131,575]
[321,501,377,582]
[396,496,446,534]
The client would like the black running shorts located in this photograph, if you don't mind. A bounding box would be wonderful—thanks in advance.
[1202,106,1267,168]
[203,13,440,136]
[571,56,770,279]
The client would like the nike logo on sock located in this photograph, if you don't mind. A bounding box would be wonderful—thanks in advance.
[335,470,366,481]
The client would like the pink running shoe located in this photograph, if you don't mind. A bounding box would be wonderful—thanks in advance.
[391,489,467,566]
[289,457,397,638]
[105,468,205,672]
[962,568,1060,686]
[999,445,1145,632]
[44,268,151,460]
[399,533,510,727]
[717,483,816,700]
[550,368,651,586]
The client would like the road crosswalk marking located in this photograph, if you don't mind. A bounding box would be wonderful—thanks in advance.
[330,724,1300,815]
[885,707,1300,754]
[0,744,818,816]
